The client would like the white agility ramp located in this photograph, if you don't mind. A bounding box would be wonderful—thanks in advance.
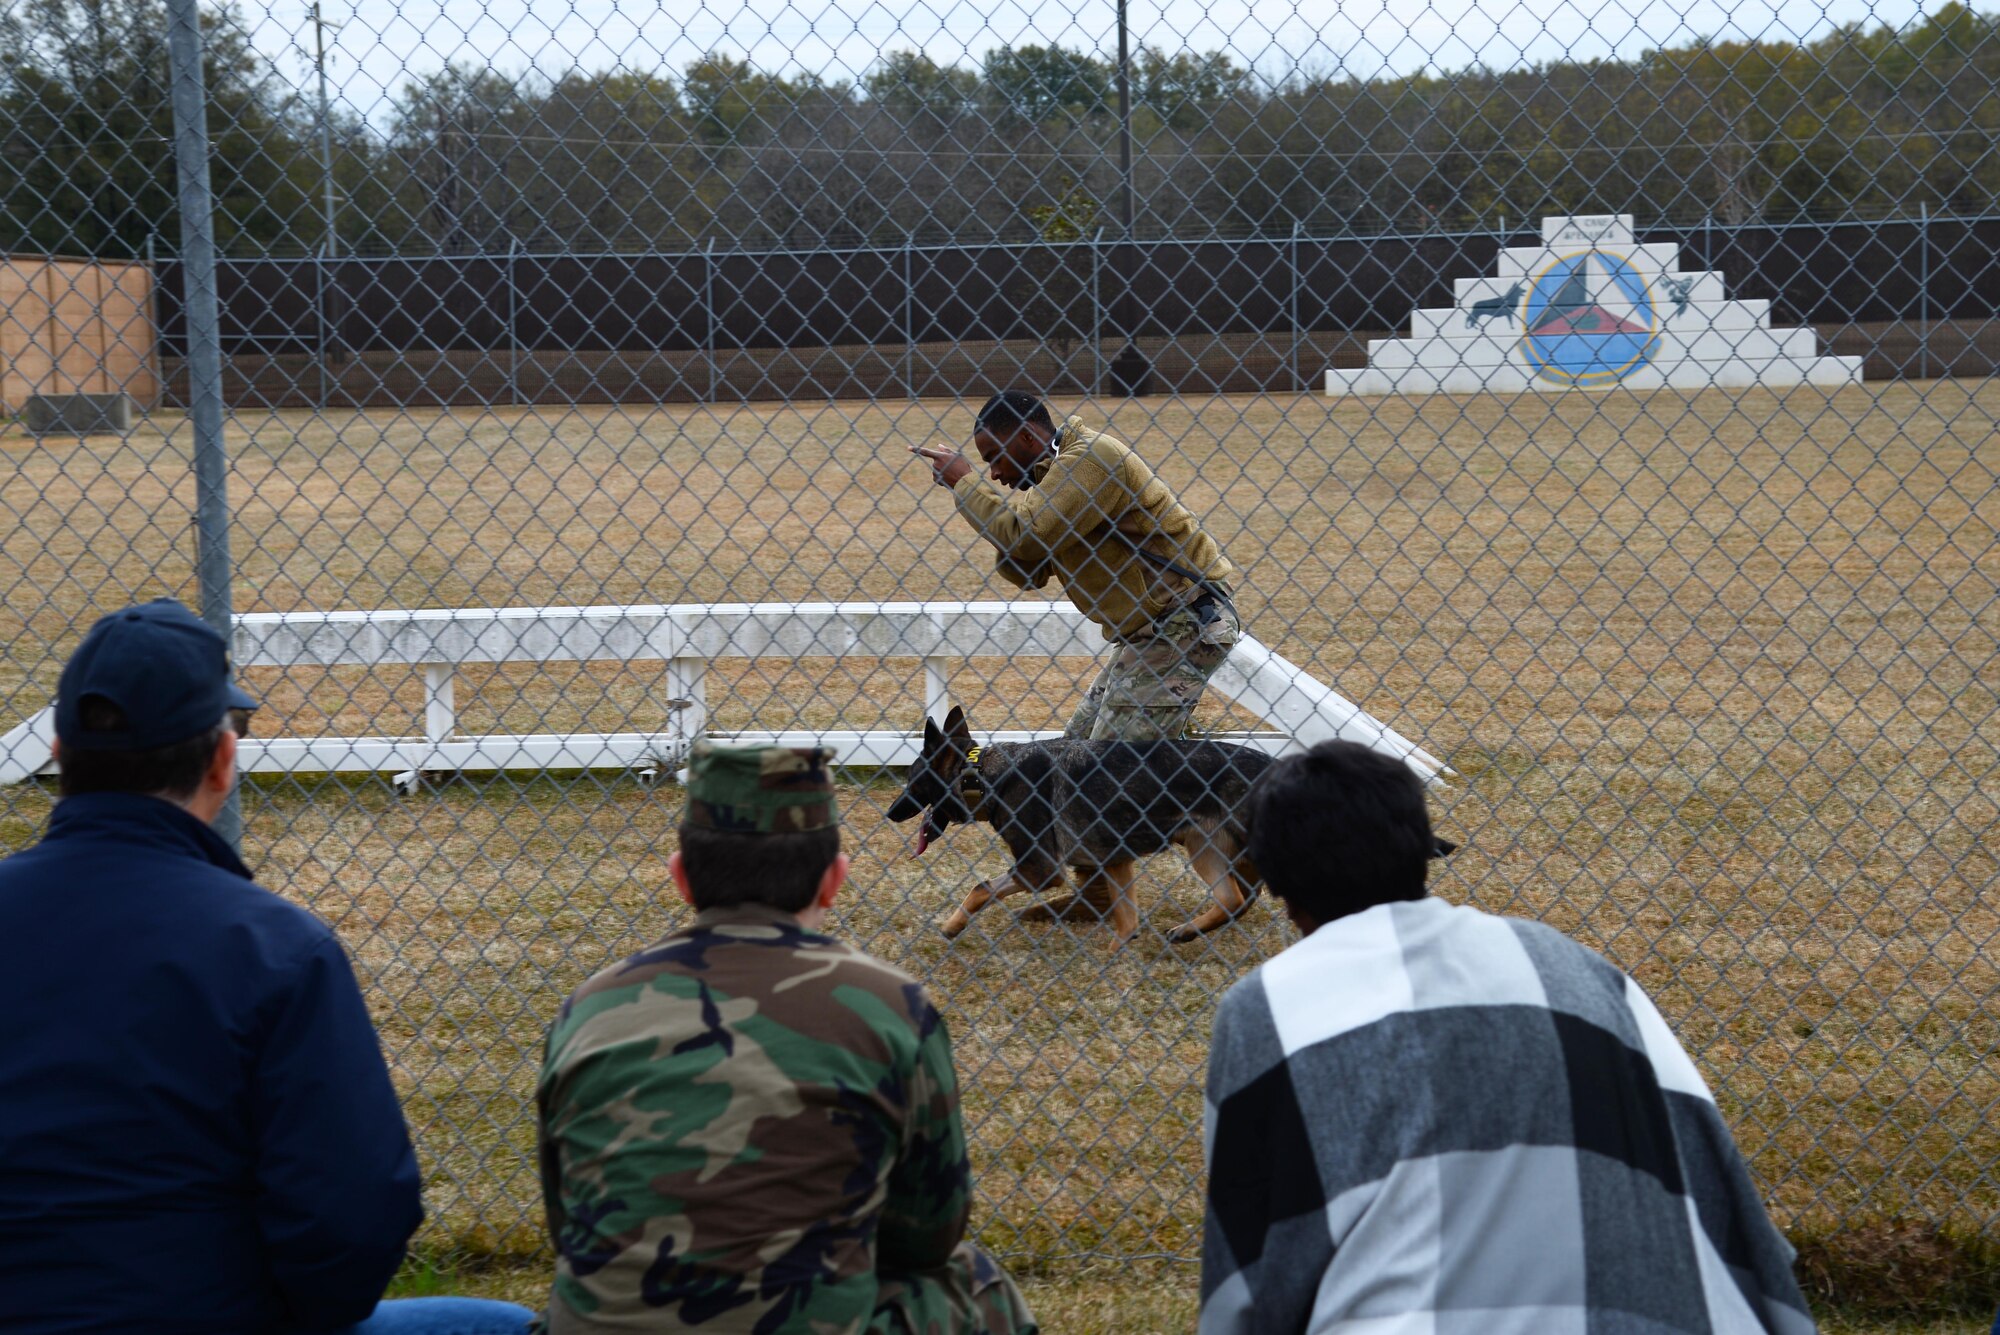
[1327,213,1863,394]
[0,601,1449,786]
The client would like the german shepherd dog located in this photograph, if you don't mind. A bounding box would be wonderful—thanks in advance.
[886,706,1277,944]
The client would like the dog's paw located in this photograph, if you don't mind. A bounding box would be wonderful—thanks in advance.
[1165,922,1202,945]
[938,911,970,940]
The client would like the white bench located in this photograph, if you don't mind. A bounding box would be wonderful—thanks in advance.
[0,601,1448,785]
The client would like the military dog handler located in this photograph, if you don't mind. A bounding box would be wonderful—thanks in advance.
[911,391,1242,742]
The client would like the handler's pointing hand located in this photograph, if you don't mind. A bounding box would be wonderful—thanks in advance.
[910,442,973,488]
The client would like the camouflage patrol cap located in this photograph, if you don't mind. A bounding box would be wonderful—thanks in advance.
[682,741,839,834]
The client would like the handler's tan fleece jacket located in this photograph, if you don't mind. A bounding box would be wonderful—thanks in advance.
[951,415,1238,641]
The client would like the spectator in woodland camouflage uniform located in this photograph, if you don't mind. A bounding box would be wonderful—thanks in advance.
[534,741,1038,1335]
[911,390,1242,741]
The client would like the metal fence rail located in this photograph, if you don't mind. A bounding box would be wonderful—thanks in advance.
[1,0,1996,1279]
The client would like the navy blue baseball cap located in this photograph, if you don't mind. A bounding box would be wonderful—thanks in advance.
[55,599,258,752]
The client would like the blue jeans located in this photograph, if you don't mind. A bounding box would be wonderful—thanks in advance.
[324,1297,537,1334]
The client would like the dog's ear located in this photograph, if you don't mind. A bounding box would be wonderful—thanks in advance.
[923,717,943,754]
[943,705,970,750]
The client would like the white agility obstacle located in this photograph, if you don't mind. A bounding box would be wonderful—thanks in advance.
[0,601,1449,787]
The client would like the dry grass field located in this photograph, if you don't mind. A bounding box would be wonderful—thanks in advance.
[387,1255,1997,1332]
[1,384,1995,1310]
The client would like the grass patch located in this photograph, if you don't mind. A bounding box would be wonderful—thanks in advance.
[2,387,1996,1305]
[390,1251,1996,1332]
[1796,1221,2000,1324]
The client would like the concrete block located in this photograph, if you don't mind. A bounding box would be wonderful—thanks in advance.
[1494,241,1684,280]
[24,393,135,436]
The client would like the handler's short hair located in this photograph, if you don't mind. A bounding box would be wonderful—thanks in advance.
[975,390,1053,437]
[57,697,229,802]
[1247,741,1431,924]
[677,824,840,913]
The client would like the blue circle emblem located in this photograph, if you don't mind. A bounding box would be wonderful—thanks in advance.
[1519,251,1660,386]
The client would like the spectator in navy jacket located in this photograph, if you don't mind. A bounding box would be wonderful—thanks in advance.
[0,599,533,1335]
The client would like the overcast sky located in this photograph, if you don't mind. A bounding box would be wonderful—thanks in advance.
[240,0,1930,128]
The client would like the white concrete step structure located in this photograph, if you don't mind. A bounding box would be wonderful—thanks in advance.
[0,601,1450,788]
[1328,214,1863,395]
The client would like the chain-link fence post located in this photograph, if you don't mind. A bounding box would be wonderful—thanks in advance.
[1091,225,1105,392]
[704,237,718,404]
[1920,201,1931,380]
[1291,220,1303,387]
[163,0,237,848]
[508,238,521,408]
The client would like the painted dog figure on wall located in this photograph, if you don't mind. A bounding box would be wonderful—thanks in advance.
[1660,274,1696,320]
[1465,281,1525,327]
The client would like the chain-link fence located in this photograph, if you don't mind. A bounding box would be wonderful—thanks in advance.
[2,0,1996,1281]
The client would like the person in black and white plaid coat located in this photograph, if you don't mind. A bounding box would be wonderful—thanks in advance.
[1199,741,1816,1335]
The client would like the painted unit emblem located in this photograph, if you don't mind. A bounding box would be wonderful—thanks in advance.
[1520,250,1660,386]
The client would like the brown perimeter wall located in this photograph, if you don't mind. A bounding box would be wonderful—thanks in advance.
[1,256,158,414]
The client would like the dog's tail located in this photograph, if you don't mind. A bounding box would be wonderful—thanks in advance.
[1230,757,1457,876]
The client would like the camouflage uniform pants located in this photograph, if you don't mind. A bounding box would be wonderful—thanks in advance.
[870,1243,1039,1335]
[1065,596,1241,742]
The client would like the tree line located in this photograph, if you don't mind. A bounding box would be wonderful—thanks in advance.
[3,0,1997,259]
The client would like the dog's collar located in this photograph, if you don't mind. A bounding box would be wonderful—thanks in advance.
[957,745,985,799]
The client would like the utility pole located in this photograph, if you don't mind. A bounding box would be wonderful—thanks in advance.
[1107,0,1151,395]
[1117,0,1133,240]
[310,2,343,402]
[311,2,340,254]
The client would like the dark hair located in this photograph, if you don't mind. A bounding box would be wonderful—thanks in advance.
[975,390,1053,437]
[1246,741,1432,924]
[677,823,840,913]
[57,696,229,801]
